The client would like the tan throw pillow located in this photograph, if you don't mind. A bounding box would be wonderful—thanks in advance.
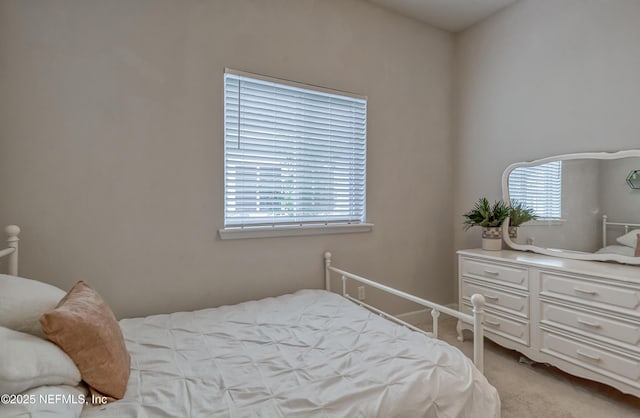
[40,281,130,401]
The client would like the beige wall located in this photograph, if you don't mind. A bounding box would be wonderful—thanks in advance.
[0,0,454,318]
[7,0,636,315]
[454,0,640,295]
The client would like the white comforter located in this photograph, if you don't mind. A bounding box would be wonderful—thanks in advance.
[82,290,500,418]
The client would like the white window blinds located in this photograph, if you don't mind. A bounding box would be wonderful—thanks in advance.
[508,161,562,219]
[224,71,367,228]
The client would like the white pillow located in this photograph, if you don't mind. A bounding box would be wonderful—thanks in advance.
[0,385,86,418]
[616,229,640,248]
[0,274,66,337]
[0,327,81,395]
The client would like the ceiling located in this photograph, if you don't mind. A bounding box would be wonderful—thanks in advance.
[368,0,519,32]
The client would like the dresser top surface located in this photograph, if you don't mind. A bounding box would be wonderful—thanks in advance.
[458,249,640,282]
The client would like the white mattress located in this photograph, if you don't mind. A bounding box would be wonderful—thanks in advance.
[81,290,500,418]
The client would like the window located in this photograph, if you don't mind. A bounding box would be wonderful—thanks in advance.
[508,161,562,219]
[222,69,368,238]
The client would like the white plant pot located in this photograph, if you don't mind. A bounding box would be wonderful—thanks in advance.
[481,227,503,251]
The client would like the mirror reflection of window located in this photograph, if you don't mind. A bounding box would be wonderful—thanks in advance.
[509,161,562,220]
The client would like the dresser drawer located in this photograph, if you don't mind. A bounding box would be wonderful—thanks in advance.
[462,303,530,346]
[540,271,640,317]
[462,280,529,319]
[541,331,640,387]
[460,257,528,290]
[541,302,640,350]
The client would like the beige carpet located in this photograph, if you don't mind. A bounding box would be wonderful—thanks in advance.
[418,317,640,418]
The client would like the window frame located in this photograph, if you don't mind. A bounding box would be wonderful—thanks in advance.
[219,69,372,240]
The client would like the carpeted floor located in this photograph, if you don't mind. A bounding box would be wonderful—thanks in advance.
[418,317,640,418]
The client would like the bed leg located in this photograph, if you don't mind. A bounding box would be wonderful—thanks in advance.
[6,225,20,276]
[471,294,486,373]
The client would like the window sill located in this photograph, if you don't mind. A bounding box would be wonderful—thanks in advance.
[521,219,566,226]
[218,223,374,240]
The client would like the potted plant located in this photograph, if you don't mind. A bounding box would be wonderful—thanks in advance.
[463,198,510,250]
[507,201,538,240]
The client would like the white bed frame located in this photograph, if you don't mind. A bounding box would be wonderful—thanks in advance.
[324,252,487,373]
[0,225,20,276]
[601,215,640,248]
[0,226,488,373]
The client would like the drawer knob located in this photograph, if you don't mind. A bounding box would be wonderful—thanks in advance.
[573,287,598,296]
[484,294,500,301]
[484,270,500,276]
[485,319,501,327]
[577,318,602,328]
[576,349,601,362]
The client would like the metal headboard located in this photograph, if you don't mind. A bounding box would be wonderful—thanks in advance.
[0,225,20,275]
[602,215,640,247]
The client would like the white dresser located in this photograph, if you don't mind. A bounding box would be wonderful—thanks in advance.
[457,249,640,397]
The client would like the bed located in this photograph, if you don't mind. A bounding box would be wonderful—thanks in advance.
[0,226,500,418]
[596,215,640,257]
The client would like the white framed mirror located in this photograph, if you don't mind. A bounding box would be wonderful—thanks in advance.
[501,149,640,265]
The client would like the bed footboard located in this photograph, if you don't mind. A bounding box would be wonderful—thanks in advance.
[324,252,486,373]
